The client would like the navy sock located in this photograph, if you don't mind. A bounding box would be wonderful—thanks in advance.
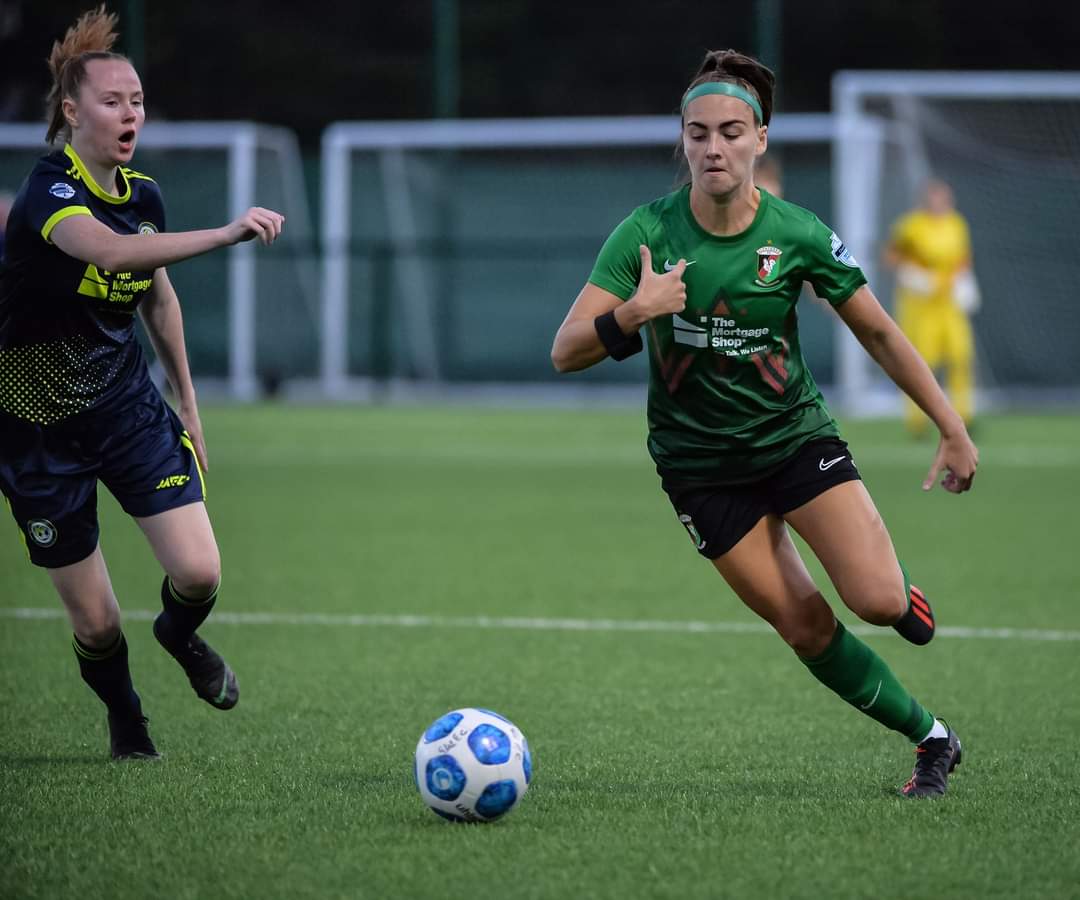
[72,631,143,718]
[156,576,218,650]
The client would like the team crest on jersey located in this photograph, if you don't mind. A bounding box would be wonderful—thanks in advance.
[27,519,58,547]
[755,245,782,286]
[138,221,158,235]
[49,182,76,200]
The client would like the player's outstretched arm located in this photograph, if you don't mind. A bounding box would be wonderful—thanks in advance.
[552,245,686,373]
[138,268,208,472]
[837,285,978,493]
[50,207,285,274]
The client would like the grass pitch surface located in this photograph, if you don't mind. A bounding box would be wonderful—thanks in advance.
[2,407,1079,900]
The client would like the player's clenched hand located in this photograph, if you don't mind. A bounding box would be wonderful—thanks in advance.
[225,207,285,246]
[629,245,687,320]
[922,428,978,494]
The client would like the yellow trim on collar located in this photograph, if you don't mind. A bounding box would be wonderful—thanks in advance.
[63,144,131,204]
[41,205,92,242]
[122,167,156,183]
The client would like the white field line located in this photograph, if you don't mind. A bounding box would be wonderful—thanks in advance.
[204,443,1080,469]
[2,607,1079,642]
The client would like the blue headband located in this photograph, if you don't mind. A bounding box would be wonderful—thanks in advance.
[681,82,763,124]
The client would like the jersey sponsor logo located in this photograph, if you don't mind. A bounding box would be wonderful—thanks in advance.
[819,455,847,471]
[27,519,58,547]
[755,245,782,285]
[49,182,76,200]
[672,314,708,348]
[156,474,192,490]
[77,264,153,306]
[677,513,706,551]
[673,313,774,357]
[664,258,697,272]
[77,264,110,300]
[829,232,858,267]
[138,221,158,235]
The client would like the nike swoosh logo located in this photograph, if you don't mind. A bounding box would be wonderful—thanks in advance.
[214,668,233,705]
[859,680,883,710]
[664,259,697,271]
[819,456,846,471]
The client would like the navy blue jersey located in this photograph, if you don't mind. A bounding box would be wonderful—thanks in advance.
[0,144,166,424]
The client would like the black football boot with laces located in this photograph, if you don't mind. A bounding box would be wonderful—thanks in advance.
[901,722,962,798]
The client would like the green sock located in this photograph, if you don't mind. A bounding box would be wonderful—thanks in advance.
[800,621,933,742]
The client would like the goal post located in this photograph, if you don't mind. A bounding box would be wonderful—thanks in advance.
[832,71,1080,416]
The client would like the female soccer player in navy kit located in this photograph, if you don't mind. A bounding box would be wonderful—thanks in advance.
[0,8,284,759]
[551,50,978,797]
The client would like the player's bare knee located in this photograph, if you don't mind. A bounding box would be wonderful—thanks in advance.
[75,609,121,648]
[169,559,221,600]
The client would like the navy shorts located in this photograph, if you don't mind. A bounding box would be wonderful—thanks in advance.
[662,437,861,560]
[0,387,204,568]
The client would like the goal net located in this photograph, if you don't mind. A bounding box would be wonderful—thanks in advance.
[833,72,1080,415]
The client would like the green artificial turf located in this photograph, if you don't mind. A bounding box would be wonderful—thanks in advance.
[2,407,1078,899]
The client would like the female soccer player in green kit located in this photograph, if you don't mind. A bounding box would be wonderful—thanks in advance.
[551,50,977,797]
[0,7,284,759]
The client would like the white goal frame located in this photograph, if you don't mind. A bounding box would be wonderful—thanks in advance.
[319,113,835,398]
[0,122,316,399]
[832,71,1080,416]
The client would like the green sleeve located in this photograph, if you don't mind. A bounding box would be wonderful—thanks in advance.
[805,215,868,307]
[587,211,647,301]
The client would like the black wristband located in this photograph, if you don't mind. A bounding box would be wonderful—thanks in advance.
[594,309,643,361]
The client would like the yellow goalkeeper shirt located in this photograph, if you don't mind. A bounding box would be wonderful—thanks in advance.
[889,210,971,307]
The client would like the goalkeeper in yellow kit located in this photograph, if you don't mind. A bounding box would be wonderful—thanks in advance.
[885,179,979,435]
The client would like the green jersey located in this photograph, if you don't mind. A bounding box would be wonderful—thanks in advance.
[588,186,866,485]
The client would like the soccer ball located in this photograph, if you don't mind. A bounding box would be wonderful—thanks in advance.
[414,707,533,823]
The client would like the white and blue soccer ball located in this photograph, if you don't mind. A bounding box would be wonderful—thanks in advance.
[414,707,533,823]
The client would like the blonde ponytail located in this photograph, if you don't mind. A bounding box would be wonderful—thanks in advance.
[45,5,126,144]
